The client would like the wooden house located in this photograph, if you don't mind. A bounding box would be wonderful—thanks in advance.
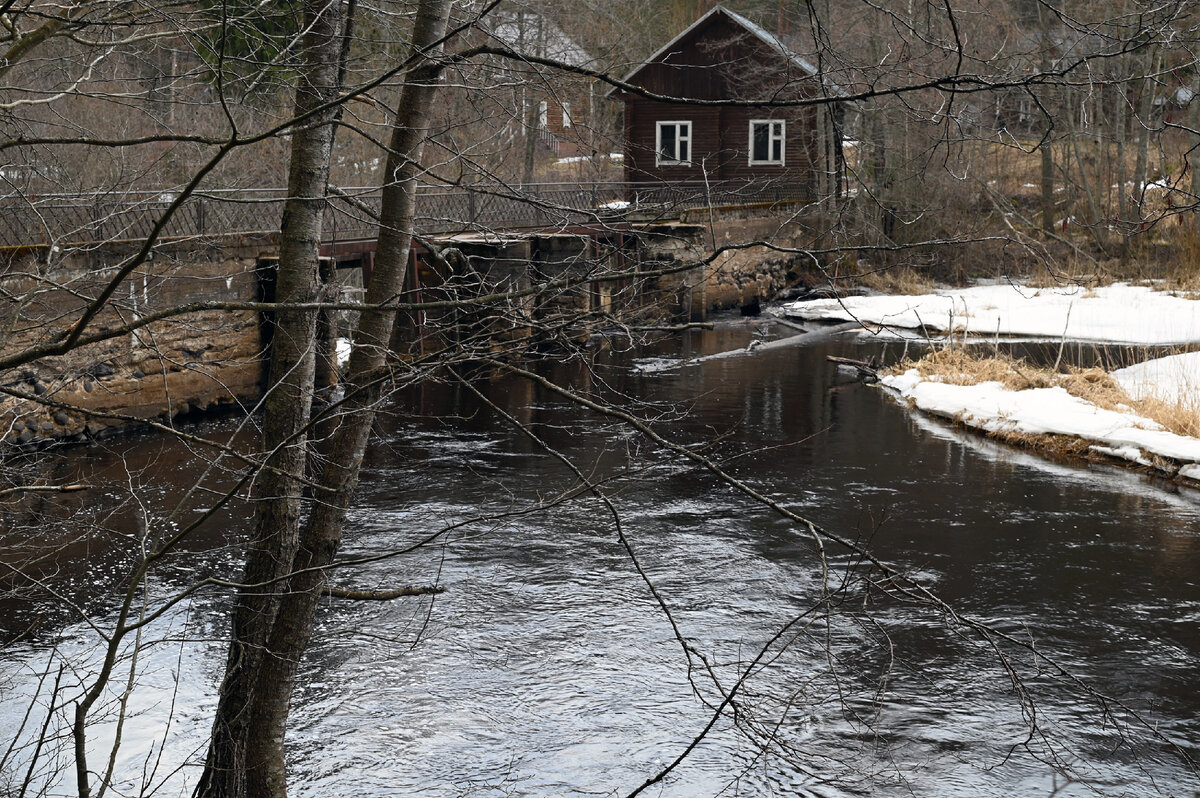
[609,5,844,202]
[486,10,597,159]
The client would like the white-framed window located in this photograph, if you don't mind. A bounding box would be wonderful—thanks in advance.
[538,100,548,129]
[656,120,692,166]
[562,102,572,128]
[749,119,785,165]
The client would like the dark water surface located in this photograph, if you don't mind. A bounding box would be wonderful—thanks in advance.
[1,321,1198,797]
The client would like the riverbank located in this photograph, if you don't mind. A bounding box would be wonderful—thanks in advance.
[781,281,1200,484]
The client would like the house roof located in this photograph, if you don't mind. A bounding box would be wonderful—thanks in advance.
[609,5,820,97]
[486,10,592,68]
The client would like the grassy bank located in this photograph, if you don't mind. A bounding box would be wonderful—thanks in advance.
[886,348,1200,461]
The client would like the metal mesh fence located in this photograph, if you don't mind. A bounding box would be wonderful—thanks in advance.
[0,181,814,249]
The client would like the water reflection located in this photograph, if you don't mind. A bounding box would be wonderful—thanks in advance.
[1,321,1198,796]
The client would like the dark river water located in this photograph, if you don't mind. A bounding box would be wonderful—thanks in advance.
[1,321,1198,797]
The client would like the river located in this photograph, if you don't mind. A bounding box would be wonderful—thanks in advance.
[1,320,1198,797]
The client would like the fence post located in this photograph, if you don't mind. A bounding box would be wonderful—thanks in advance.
[93,197,104,245]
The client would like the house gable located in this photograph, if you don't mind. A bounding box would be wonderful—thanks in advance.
[614,6,819,102]
[613,5,841,197]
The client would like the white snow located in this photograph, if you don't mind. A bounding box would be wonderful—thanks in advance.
[554,153,624,164]
[336,337,352,367]
[800,281,1200,481]
[784,282,1200,344]
[881,369,1200,476]
[1112,351,1200,403]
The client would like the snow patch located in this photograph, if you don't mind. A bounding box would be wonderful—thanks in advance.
[881,369,1200,476]
[1178,463,1200,481]
[1113,351,1200,403]
[336,337,352,367]
[784,282,1200,345]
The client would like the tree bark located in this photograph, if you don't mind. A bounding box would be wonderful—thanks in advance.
[1115,66,1129,262]
[1037,3,1054,236]
[201,2,454,797]
[1189,72,1200,239]
[1131,44,1159,228]
[195,1,350,795]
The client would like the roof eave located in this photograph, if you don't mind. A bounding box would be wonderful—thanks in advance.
[602,5,842,100]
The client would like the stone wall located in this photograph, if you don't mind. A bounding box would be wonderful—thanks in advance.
[0,201,830,446]
[0,242,269,444]
[638,202,827,318]
[684,203,824,313]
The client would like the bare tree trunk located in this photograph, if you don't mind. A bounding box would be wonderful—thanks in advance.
[1189,72,1200,240]
[1064,87,1104,252]
[1098,83,1112,234]
[195,1,350,795]
[523,96,538,185]
[1040,116,1055,235]
[519,9,537,185]
[1131,44,1159,233]
[1037,4,1054,236]
[219,3,454,798]
[1116,71,1129,263]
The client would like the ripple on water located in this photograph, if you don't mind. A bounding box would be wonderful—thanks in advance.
[4,330,1200,797]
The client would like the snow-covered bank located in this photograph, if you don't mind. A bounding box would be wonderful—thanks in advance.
[784,280,1200,481]
[783,282,1200,344]
[881,369,1200,481]
[1113,351,1200,403]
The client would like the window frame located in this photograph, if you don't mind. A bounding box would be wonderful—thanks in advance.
[748,119,786,166]
[656,120,693,167]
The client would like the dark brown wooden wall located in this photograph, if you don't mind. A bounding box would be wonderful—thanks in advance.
[624,100,721,182]
[622,98,819,185]
[617,10,828,191]
[630,15,810,102]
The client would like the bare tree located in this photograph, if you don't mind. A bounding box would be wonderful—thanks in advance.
[1,2,1199,797]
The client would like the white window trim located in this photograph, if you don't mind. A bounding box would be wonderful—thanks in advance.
[748,119,785,166]
[656,120,692,167]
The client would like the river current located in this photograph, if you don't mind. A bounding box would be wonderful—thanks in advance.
[1,321,1198,797]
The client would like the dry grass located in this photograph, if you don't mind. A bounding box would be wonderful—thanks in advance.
[1023,261,1112,290]
[894,348,1200,438]
[982,428,1100,460]
[854,265,936,295]
[1159,227,1200,296]
[1132,394,1200,439]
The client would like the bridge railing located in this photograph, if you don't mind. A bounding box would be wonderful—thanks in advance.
[0,180,815,250]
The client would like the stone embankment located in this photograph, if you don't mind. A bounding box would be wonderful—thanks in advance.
[638,202,831,318]
[2,203,832,445]
[1,244,266,444]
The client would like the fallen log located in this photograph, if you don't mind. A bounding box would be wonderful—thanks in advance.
[826,355,880,382]
[634,321,863,373]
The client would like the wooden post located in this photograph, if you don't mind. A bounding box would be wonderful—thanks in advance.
[314,256,338,393]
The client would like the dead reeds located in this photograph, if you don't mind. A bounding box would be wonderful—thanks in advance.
[892,347,1200,438]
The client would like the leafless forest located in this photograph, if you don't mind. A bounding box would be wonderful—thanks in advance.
[1,1,1198,796]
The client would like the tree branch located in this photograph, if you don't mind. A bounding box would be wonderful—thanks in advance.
[322,585,445,600]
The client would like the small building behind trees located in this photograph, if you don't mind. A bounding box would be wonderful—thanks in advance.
[609,5,845,204]
[485,10,599,161]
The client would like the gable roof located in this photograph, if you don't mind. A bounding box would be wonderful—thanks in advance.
[610,5,819,95]
[485,10,592,68]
